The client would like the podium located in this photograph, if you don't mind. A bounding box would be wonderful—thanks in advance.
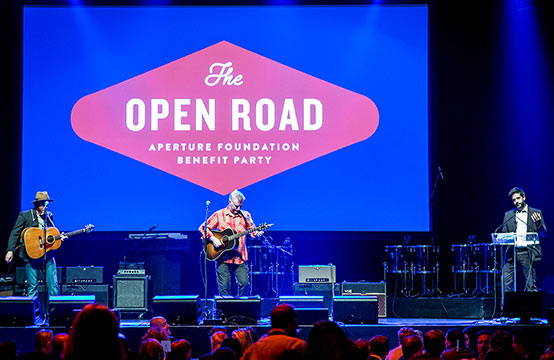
[491,232,539,247]
[491,232,539,314]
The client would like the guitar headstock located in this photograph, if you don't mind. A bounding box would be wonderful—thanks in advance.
[84,224,95,232]
[258,223,274,230]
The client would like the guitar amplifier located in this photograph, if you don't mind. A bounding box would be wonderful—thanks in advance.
[341,282,386,318]
[113,275,149,312]
[16,267,63,285]
[117,262,146,276]
[298,265,336,283]
[117,269,146,276]
[66,266,103,284]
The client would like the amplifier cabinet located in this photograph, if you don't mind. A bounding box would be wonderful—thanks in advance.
[341,282,386,317]
[113,275,149,312]
[16,266,63,285]
[298,265,336,283]
[341,281,385,294]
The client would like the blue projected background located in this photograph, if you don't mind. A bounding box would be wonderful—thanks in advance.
[22,5,429,232]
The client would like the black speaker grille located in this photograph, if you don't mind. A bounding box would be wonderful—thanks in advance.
[114,277,147,310]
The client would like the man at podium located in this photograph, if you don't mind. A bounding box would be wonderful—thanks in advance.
[501,187,547,292]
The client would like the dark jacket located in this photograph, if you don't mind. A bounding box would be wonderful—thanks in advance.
[501,206,546,262]
[7,209,55,262]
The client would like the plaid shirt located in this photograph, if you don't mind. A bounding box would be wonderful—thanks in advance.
[199,206,256,264]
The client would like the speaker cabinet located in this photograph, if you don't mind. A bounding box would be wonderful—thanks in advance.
[62,284,109,305]
[295,308,329,325]
[214,296,261,324]
[113,275,149,311]
[333,295,378,324]
[0,296,37,326]
[278,295,324,309]
[66,266,103,284]
[49,295,95,326]
[152,295,200,325]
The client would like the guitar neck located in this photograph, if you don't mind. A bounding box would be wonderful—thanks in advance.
[229,226,262,241]
[56,228,86,239]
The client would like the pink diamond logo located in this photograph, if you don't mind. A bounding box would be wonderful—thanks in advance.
[71,41,379,194]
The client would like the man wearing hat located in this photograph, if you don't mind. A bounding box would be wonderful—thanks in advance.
[5,191,63,323]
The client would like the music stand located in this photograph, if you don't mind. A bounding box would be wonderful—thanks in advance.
[491,232,538,314]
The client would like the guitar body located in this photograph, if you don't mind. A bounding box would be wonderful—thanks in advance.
[22,224,95,259]
[204,223,273,261]
[22,227,62,259]
[205,228,239,261]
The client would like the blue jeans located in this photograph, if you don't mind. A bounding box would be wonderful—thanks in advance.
[26,255,59,299]
[216,262,249,296]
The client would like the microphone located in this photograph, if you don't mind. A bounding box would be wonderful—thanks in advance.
[148,224,158,232]
[494,211,515,233]
[206,200,211,208]
[438,166,444,180]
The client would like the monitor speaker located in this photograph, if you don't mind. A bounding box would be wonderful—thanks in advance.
[503,291,543,323]
[278,295,325,309]
[293,282,340,313]
[49,295,95,326]
[333,295,378,324]
[152,295,201,325]
[62,284,109,306]
[0,296,38,326]
[295,308,329,325]
[214,296,261,324]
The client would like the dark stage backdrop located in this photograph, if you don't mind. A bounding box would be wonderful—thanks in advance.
[2,1,554,294]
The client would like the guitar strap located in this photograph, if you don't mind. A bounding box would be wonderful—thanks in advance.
[46,212,56,228]
[35,211,55,228]
[238,210,254,263]
[239,210,253,229]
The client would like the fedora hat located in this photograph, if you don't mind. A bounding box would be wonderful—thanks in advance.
[32,191,54,203]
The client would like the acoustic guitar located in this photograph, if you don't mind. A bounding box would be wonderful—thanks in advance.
[205,223,273,261]
[22,224,95,259]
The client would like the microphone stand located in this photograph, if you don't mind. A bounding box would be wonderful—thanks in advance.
[201,202,211,321]
[429,167,443,297]
[41,207,49,325]
[493,210,517,315]
[262,236,293,298]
